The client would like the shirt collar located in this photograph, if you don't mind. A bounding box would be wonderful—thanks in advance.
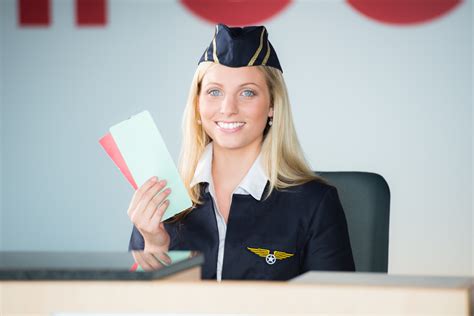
[190,142,268,201]
[190,143,213,188]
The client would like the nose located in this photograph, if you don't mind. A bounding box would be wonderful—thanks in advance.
[220,95,239,115]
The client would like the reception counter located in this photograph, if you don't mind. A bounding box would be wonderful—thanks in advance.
[1,251,472,315]
[0,251,203,281]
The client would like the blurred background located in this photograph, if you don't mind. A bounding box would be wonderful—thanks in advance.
[0,0,472,277]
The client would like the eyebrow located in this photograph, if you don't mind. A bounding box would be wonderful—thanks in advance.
[203,82,261,88]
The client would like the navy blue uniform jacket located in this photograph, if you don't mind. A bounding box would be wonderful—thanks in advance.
[129,180,355,280]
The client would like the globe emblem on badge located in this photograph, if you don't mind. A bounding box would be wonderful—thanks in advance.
[265,254,276,265]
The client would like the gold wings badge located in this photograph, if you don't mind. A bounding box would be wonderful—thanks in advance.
[247,247,294,265]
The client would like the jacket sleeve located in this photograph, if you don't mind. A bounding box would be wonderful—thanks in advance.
[128,221,181,251]
[128,225,144,251]
[301,186,355,272]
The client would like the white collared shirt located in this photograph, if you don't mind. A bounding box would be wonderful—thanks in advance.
[190,142,268,281]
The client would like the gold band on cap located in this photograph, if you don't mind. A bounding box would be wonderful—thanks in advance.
[262,40,271,65]
[248,28,266,66]
[212,25,220,63]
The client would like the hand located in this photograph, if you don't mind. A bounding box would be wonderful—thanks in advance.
[131,250,172,271]
[127,176,172,252]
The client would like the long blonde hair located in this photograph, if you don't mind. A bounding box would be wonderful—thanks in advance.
[178,62,324,207]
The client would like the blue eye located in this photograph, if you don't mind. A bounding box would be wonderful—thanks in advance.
[242,89,255,97]
[208,89,222,97]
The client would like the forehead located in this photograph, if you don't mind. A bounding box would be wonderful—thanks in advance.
[201,64,266,86]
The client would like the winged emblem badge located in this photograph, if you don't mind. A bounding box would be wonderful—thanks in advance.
[247,247,294,265]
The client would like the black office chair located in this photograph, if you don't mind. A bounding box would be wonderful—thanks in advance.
[316,172,391,273]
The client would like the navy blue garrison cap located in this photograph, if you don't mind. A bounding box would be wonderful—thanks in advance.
[198,23,283,73]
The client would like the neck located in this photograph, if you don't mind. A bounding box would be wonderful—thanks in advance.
[211,140,262,191]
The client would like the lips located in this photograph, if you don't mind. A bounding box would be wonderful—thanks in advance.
[216,121,245,129]
[215,121,246,133]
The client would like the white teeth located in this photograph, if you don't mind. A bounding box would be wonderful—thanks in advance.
[217,122,245,129]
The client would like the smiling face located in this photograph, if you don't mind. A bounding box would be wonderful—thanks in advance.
[198,64,273,152]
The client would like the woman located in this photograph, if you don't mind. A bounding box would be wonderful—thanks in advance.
[128,24,355,280]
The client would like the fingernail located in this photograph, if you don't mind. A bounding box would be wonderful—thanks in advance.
[165,188,172,194]
[160,179,167,186]
[151,176,158,182]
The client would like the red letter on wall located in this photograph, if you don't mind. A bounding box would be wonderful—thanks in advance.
[18,0,51,26]
[76,0,107,26]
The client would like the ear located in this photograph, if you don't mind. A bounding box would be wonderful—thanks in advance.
[268,106,274,118]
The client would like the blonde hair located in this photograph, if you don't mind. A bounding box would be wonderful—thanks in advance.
[178,62,324,208]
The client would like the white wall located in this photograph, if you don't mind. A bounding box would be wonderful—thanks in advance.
[1,0,472,276]
[0,7,3,250]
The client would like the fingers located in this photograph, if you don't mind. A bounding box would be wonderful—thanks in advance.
[149,199,170,229]
[132,251,165,272]
[127,176,158,217]
[127,177,172,252]
[153,251,172,266]
[143,187,171,221]
[131,251,150,270]
[129,179,167,225]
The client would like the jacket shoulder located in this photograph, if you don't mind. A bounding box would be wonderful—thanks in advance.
[277,179,337,202]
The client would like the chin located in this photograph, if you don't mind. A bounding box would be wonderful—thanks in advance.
[213,139,247,150]
[212,135,262,152]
